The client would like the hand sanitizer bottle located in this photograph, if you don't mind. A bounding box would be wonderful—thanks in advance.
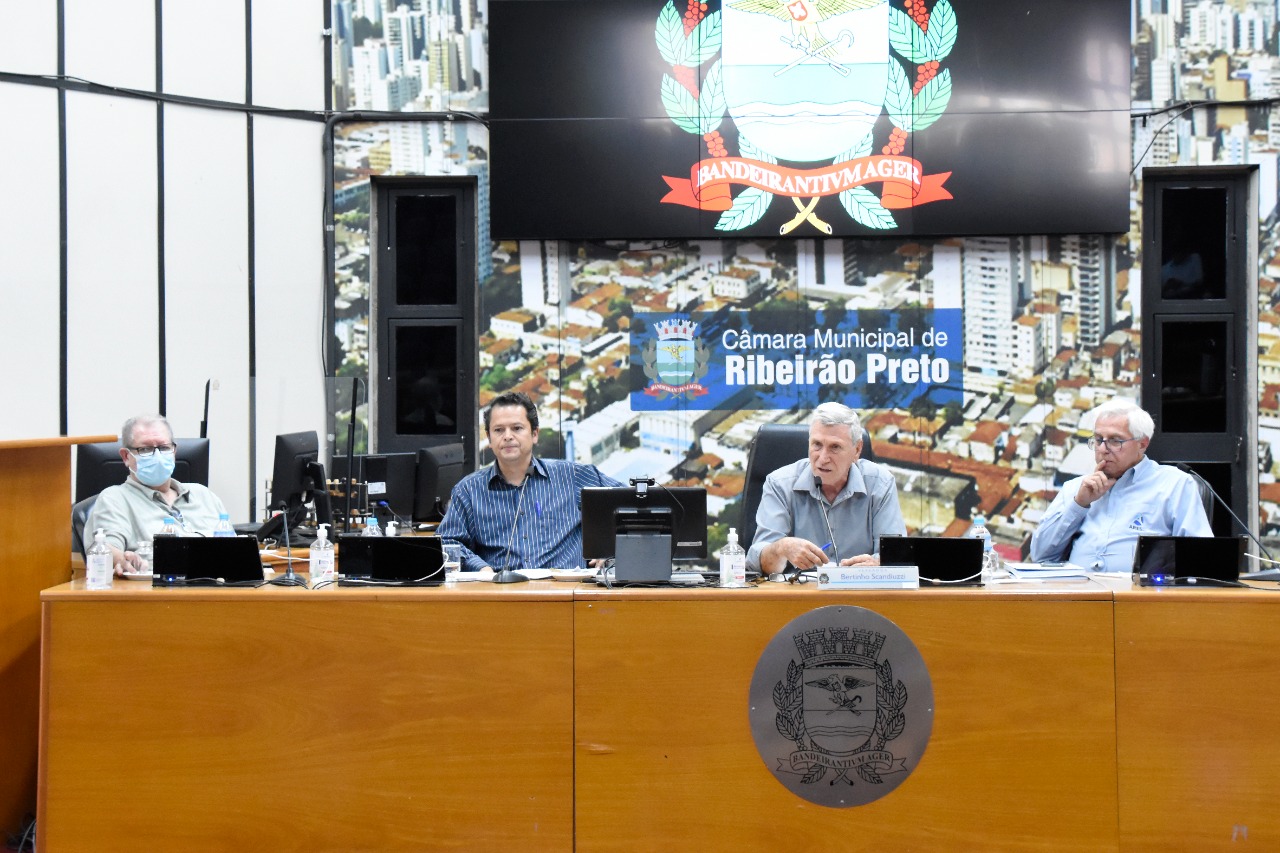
[310,523,335,583]
[86,529,114,590]
[720,527,747,588]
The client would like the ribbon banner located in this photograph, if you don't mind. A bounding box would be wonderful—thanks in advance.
[662,155,953,211]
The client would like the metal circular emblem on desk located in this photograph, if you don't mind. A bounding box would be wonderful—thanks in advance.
[748,605,934,807]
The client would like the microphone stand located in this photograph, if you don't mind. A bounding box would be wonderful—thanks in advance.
[492,471,531,584]
[269,501,308,587]
[805,474,841,582]
[1175,463,1280,580]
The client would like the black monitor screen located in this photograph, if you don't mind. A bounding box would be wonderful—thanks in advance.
[414,443,468,521]
[269,431,320,508]
[261,431,331,538]
[581,485,708,560]
[75,438,211,503]
[489,0,1131,239]
[363,452,418,520]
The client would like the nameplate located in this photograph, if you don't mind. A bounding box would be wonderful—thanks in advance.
[815,564,920,590]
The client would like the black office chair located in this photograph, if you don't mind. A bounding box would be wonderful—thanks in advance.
[1171,463,1216,522]
[71,495,97,559]
[739,423,874,549]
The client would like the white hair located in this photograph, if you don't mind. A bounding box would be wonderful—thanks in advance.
[1091,399,1154,441]
[811,402,863,444]
[121,414,174,447]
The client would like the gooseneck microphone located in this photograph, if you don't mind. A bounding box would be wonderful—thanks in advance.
[814,475,841,566]
[269,500,307,587]
[1172,463,1279,578]
[492,471,532,584]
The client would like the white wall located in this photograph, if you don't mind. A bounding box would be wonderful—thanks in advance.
[0,0,328,524]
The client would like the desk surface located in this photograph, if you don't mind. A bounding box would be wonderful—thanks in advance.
[38,577,1280,852]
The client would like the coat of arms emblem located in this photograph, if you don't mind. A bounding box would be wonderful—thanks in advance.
[657,0,957,233]
[749,605,933,807]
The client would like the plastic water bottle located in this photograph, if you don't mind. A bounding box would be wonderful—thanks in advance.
[969,513,998,582]
[310,523,335,584]
[720,527,747,588]
[213,513,235,537]
[86,528,113,590]
[362,516,382,537]
[157,516,182,538]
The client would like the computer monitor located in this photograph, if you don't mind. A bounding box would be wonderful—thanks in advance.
[581,484,708,581]
[413,443,467,521]
[363,451,418,525]
[259,430,331,539]
[75,438,211,503]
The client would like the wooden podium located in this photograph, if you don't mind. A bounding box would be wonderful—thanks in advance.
[0,435,113,835]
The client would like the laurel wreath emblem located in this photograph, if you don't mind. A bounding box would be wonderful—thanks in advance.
[656,0,957,232]
[773,655,910,785]
[641,337,712,399]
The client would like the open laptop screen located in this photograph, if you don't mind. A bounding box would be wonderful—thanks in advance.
[879,536,983,585]
[337,536,445,586]
[1133,535,1245,584]
[152,536,264,585]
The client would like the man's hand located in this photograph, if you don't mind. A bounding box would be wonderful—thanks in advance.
[111,546,145,577]
[1075,459,1117,507]
[762,536,831,573]
[840,553,879,567]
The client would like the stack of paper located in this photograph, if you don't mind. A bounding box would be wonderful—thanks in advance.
[1003,562,1090,581]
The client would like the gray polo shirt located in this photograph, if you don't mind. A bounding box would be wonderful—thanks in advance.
[747,458,906,571]
[87,477,228,552]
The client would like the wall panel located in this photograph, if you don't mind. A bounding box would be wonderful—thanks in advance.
[162,0,246,104]
[252,115,326,512]
[64,92,159,436]
[251,0,325,110]
[163,104,251,521]
[0,84,62,439]
[1,2,58,75]
[64,0,155,91]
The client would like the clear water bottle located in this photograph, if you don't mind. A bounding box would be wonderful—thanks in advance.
[362,516,382,537]
[719,527,747,588]
[969,513,999,582]
[310,523,335,583]
[86,528,113,590]
[157,516,182,537]
[213,513,235,537]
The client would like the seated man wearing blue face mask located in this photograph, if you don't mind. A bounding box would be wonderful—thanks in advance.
[87,414,228,576]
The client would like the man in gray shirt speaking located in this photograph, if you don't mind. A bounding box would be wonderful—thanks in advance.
[747,403,906,575]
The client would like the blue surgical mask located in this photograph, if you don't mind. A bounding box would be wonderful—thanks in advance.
[132,449,176,487]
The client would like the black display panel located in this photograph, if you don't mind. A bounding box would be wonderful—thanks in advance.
[491,0,1130,239]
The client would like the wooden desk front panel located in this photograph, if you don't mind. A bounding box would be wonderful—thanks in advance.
[41,593,574,852]
[573,591,1118,852]
[1116,592,1280,851]
[0,438,97,833]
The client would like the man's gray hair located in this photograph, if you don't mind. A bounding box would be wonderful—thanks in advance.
[121,414,174,447]
[811,402,863,444]
[1092,398,1154,441]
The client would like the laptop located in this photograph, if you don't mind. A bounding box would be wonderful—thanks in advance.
[152,535,265,586]
[336,535,446,586]
[1132,535,1246,586]
[879,535,984,586]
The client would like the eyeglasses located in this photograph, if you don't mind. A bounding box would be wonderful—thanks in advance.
[1086,436,1140,451]
[128,444,176,458]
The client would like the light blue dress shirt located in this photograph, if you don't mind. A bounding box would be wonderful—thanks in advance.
[1030,457,1212,572]
[746,458,906,571]
[438,457,621,572]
